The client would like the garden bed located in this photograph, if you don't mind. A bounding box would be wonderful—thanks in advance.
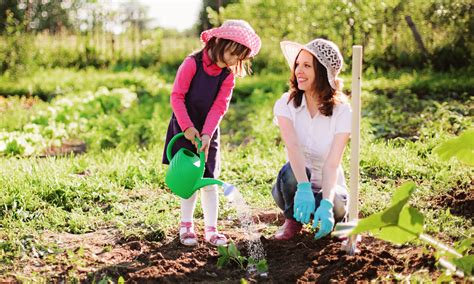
[2,211,441,282]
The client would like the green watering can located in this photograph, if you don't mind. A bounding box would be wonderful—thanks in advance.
[165,132,235,199]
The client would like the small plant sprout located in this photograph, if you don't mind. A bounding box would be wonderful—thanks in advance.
[217,242,268,273]
[247,256,269,274]
[217,242,246,269]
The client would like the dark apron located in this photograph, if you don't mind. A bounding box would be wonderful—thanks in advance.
[162,51,230,178]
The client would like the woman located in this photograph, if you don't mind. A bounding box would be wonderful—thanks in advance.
[272,38,351,240]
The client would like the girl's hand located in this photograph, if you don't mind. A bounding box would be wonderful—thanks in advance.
[184,127,200,149]
[199,134,211,162]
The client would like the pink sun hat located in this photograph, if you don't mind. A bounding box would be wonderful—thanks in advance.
[200,20,261,58]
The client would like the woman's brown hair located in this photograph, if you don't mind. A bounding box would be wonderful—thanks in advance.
[288,51,345,116]
[205,37,252,77]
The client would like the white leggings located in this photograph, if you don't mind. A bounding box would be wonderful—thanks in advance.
[180,184,218,227]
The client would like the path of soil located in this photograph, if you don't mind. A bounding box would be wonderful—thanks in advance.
[1,211,442,282]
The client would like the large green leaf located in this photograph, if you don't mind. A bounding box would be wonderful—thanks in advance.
[351,182,417,235]
[376,225,417,244]
[380,182,417,224]
[434,129,474,166]
[398,206,424,235]
[453,255,474,276]
[390,182,417,206]
[455,238,473,255]
[375,207,424,244]
[350,212,385,235]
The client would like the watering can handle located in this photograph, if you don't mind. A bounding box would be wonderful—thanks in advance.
[166,132,205,168]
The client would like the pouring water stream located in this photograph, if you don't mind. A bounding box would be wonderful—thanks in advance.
[223,183,267,276]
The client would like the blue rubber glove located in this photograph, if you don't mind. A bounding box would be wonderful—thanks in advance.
[313,198,335,239]
[293,182,315,224]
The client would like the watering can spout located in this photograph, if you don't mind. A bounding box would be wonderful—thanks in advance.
[193,178,224,191]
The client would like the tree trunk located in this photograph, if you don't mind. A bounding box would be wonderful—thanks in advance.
[405,15,429,58]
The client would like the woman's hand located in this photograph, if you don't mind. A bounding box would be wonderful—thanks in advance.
[293,182,315,224]
[199,134,211,162]
[184,127,200,149]
[313,199,335,239]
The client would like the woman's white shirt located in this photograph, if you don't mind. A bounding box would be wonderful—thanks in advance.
[273,92,352,190]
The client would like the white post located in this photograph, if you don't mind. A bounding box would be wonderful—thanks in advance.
[347,45,362,255]
[349,46,362,222]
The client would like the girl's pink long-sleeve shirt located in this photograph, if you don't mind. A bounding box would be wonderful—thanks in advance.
[170,50,235,137]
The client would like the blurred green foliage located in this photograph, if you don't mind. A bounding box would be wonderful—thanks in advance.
[1,0,473,76]
[0,10,32,77]
[209,0,473,72]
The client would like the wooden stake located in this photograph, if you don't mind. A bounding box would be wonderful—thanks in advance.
[346,45,363,255]
[349,45,362,223]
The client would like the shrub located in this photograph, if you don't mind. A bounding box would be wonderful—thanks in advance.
[432,39,472,71]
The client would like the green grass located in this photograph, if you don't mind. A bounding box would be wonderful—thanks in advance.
[0,68,472,278]
[0,68,168,101]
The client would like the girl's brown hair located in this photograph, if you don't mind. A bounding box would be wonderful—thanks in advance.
[288,51,345,116]
[205,37,252,77]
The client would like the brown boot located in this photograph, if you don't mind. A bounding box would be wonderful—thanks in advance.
[274,218,302,240]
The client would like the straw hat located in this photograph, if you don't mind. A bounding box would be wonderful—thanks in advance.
[280,38,343,89]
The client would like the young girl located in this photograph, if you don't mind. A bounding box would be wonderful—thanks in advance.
[162,20,261,246]
[272,38,351,240]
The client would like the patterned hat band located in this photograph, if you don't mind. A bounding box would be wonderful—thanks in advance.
[280,39,343,89]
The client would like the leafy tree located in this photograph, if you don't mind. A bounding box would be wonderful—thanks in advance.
[0,0,25,33]
[0,10,31,77]
[207,0,473,70]
[0,0,80,34]
[426,0,473,70]
[197,0,240,33]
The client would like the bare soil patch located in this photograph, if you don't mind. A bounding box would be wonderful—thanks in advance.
[429,186,474,220]
[1,211,441,282]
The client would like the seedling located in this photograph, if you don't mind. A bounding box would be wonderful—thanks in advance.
[217,242,246,269]
[247,256,268,274]
[217,242,268,273]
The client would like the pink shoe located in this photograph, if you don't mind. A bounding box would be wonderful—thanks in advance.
[179,222,198,247]
[274,218,302,240]
[204,226,228,246]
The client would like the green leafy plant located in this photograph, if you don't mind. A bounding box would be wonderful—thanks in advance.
[1,10,31,77]
[247,256,269,274]
[338,182,473,279]
[434,129,474,166]
[217,242,268,273]
[217,242,246,269]
[336,128,474,279]
[349,182,423,243]
[0,87,140,156]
